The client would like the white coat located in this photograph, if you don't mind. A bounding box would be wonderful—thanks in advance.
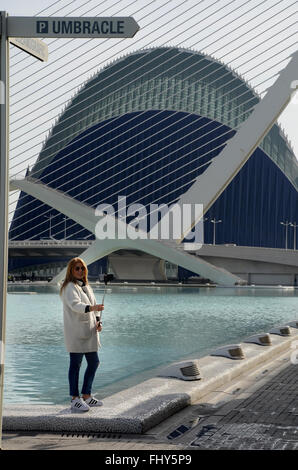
[61,281,101,353]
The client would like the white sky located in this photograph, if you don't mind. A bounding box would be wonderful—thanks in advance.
[3,0,298,220]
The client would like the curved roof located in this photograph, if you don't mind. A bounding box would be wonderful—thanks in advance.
[31,46,298,190]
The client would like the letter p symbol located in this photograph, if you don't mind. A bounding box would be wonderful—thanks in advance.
[37,21,49,34]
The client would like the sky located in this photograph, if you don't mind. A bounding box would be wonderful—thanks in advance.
[3,0,298,222]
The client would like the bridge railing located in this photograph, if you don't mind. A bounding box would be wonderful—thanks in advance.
[8,239,93,247]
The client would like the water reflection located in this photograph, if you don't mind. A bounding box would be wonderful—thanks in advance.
[4,285,298,404]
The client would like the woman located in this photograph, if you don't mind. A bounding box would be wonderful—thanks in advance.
[60,257,104,412]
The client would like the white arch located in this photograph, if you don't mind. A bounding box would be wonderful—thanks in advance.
[9,177,241,286]
[152,51,298,242]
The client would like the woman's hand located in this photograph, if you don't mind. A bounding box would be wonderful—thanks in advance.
[92,304,104,312]
[96,321,102,332]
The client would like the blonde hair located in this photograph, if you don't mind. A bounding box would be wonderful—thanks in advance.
[60,257,88,295]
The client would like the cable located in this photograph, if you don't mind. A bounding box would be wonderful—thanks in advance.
[8,0,262,161]
[10,0,193,93]
[8,83,274,237]
[9,39,294,214]
[10,13,294,154]
[7,0,237,158]
[8,0,236,164]
[8,2,294,233]
[9,0,294,198]
[9,0,216,111]
[9,45,294,229]
[8,47,282,187]
[10,0,154,83]
[12,0,288,129]
[9,58,293,239]
[7,93,261,232]
[6,97,281,242]
[9,24,295,190]
[8,43,274,191]
[10,0,99,63]
[5,99,255,233]
[9,1,294,180]
[9,0,286,158]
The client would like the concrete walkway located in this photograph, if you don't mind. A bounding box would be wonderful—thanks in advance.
[182,353,298,450]
[2,342,298,451]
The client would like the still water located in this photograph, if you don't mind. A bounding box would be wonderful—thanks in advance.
[4,284,298,404]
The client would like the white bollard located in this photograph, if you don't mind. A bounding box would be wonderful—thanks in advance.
[211,344,245,360]
[244,333,272,346]
[158,360,202,381]
[269,326,291,336]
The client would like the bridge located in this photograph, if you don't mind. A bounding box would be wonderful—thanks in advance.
[8,240,298,285]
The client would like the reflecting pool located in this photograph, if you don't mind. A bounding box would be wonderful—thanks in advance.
[4,284,298,404]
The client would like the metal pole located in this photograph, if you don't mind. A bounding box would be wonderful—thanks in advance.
[291,223,297,251]
[44,214,52,238]
[293,223,296,251]
[0,11,9,450]
[211,219,222,245]
[281,221,290,250]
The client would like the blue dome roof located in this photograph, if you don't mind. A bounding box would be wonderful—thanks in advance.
[31,47,297,190]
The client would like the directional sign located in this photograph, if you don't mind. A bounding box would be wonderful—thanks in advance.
[9,37,48,62]
[7,16,140,39]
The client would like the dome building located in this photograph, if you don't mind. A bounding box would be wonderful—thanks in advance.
[9,47,298,283]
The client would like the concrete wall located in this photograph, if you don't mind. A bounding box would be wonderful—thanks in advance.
[108,253,167,281]
[195,245,298,285]
[200,255,298,286]
[108,246,298,285]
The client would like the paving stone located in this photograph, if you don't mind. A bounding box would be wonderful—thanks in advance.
[182,361,298,450]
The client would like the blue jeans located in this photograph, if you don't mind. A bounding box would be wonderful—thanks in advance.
[68,352,100,397]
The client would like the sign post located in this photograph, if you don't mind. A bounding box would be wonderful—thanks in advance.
[0,12,139,449]
[9,37,48,62]
[0,11,9,451]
